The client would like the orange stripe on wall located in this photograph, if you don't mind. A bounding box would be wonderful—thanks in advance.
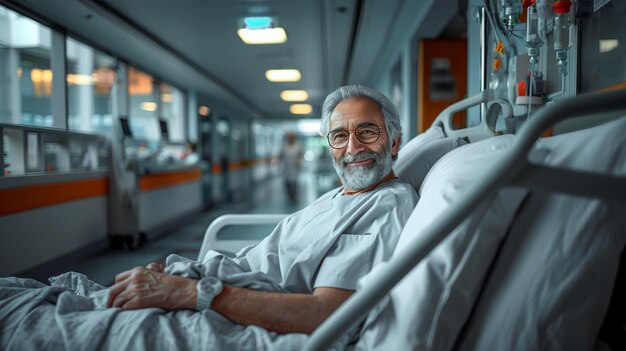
[0,178,108,216]
[212,164,222,175]
[227,161,251,171]
[139,169,201,192]
[600,82,626,93]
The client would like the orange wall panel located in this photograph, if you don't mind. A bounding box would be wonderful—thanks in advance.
[418,39,468,132]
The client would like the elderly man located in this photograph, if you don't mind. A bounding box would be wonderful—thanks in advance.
[107,85,418,335]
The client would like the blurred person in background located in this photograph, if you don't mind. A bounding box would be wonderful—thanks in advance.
[282,132,302,203]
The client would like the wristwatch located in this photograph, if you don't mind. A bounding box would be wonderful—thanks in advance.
[196,276,223,310]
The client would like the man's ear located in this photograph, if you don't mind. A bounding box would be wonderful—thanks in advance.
[391,136,401,157]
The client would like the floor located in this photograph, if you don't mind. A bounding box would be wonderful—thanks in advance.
[52,171,336,286]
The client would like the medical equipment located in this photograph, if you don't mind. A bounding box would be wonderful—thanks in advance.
[553,0,572,77]
[501,0,523,31]
[526,2,543,65]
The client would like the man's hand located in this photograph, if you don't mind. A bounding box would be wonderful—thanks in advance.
[107,266,196,310]
[145,262,164,273]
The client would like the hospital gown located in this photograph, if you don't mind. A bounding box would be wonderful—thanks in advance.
[230,179,419,293]
[0,179,417,350]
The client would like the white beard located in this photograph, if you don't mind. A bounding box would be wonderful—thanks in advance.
[332,146,393,191]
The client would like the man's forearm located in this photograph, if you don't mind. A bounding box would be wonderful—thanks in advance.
[108,267,351,335]
[210,285,352,334]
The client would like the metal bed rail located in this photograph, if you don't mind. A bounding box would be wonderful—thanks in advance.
[198,214,288,261]
[303,88,626,351]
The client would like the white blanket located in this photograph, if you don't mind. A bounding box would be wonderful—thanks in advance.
[0,254,311,350]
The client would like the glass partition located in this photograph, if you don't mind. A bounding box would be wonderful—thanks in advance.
[0,5,53,127]
[160,82,185,142]
[66,37,117,135]
[128,66,159,140]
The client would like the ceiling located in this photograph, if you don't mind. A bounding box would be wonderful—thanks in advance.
[7,0,451,121]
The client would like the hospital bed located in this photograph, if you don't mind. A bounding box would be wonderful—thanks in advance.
[200,88,626,350]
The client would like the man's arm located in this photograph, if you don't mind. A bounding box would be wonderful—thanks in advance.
[107,266,352,334]
[212,285,352,334]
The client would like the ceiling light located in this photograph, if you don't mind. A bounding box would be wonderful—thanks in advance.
[238,27,287,44]
[599,39,618,53]
[238,16,287,45]
[280,90,309,101]
[265,69,301,82]
[290,104,313,115]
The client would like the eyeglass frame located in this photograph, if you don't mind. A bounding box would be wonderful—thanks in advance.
[326,123,384,149]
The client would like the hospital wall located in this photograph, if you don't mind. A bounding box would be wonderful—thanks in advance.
[0,174,108,276]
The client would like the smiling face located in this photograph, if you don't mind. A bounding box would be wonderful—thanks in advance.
[328,97,400,192]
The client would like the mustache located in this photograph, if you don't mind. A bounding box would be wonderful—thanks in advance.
[340,150,380,166]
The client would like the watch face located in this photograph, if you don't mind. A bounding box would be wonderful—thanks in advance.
[200,277,221,294]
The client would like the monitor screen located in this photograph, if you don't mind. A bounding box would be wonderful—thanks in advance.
[159,119,169,141]
[119,117,132,137]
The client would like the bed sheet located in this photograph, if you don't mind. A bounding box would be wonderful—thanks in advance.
[0,254,311,351]
[457,117,626,350]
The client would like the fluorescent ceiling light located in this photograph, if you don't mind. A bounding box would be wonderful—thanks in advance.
[280,90,309,101]
[599,39,618,53]
[141,102,157,112]
[265,69,301,82]
[290,104,313,115]
[238,28,287,44]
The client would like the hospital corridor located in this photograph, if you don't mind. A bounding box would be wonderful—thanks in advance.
[1,0,626,350]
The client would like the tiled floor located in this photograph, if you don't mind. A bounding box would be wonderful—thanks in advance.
[55,171,335,286]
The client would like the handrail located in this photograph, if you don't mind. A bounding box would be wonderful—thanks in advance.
[431,89,513,142]
[303,88,626,351]
[198,214,288,261]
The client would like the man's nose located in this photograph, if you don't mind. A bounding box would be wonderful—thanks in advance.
[346,132,366,154]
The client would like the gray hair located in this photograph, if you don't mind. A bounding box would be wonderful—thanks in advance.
[320,85,402,159]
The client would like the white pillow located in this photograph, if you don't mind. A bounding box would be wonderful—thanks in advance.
[395,125,466,192]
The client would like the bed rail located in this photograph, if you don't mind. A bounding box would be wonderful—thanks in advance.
[198,214,288,261]
[303,88,626,351]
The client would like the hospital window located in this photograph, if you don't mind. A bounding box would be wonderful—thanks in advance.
[128,66,159,141]
[159,82,185,142]
[578,1,626,93]
[0,5,54,128]
[66,37,117,135]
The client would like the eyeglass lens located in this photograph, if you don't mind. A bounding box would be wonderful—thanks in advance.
[328,124,380,148]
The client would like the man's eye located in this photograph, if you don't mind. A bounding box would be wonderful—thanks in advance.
[359,128,377,136]
[332,132,348,141]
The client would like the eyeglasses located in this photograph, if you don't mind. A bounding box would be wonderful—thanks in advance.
[327,123,381,149]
